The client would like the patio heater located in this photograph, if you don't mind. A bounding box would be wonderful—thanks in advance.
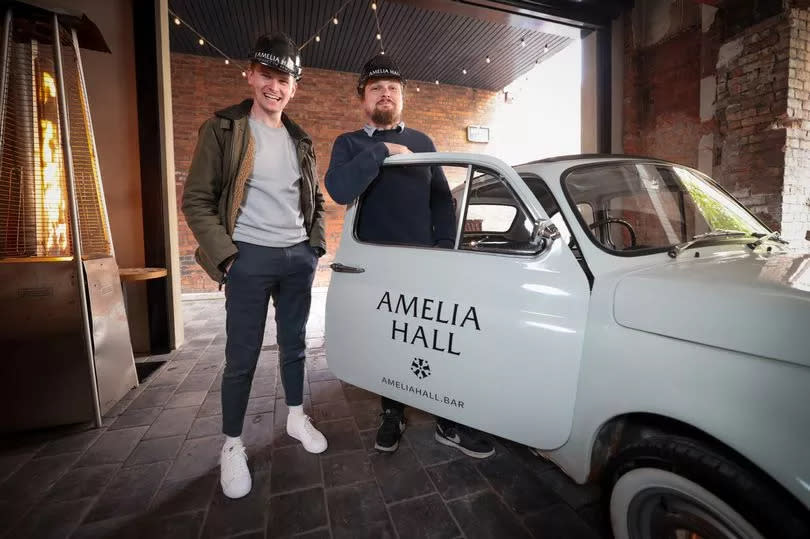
[0,1,138,432]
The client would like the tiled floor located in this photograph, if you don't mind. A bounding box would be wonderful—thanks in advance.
[0,291,609,538]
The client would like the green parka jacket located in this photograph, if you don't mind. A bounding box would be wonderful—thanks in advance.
[181,99,326,285]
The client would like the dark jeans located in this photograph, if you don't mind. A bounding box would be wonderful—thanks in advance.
[381,397,454,431]
[222,240,317,437]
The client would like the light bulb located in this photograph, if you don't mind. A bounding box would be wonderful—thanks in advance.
[371,2,377,9]
[462,69,467,74]
[486,56,490,63]
[315,35,321,42]
[198,38,204,46]
[241,71,246,77]
[544,44,549,52]
[416,87,420,92]
[435,80,439,85]
[225,59,230,65]
[173,17,180,25]
[376,33,381,40]
[333,17,338,24]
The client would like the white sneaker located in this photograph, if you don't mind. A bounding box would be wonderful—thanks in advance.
[286,414,328,454]
[220,438,251,499]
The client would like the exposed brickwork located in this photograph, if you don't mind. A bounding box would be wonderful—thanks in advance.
[782,9,810,245]
[172,53,498,292]
[623,1,810,247]
[623,23,703,167]
[715,14,790,229]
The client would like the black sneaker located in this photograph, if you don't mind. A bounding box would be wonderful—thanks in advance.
[374,409,406,452]
[435,423,495,459]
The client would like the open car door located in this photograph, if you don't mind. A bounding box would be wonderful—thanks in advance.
[325,153,590,449]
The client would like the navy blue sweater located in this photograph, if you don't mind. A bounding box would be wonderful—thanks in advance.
[324,127,455,247]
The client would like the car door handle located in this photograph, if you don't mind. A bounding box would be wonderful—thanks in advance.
[330,263,365,273]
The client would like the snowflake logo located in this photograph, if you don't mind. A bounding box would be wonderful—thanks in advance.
[411,358,431,379]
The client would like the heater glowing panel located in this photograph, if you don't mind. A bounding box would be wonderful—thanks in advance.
[35,67,69,255]
[0,27,110,261]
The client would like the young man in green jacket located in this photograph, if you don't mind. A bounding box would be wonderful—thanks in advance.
[182,33,328,499]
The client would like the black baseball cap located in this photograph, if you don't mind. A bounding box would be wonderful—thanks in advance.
[356,54,405,95]
[251,33,302,80]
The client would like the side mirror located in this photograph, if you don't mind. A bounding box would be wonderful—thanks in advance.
[531,220,561,250]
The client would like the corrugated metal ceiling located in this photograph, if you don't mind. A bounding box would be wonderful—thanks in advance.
[168,0,573,91]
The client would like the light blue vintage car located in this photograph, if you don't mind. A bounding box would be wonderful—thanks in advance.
[326,153,810,539]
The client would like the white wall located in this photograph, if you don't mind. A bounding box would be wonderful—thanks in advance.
[580,31,598,153]
[486,39,583,165]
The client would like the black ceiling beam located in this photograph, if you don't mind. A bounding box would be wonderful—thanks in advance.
[388,0,582,38]
[393,0,633,32]
[483,0,633,27]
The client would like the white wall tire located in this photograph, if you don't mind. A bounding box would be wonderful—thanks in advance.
[610,468,765,539]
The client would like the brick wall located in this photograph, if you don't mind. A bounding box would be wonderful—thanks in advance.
[172,53,498,293]
[623,25,703,167]
[782,9,810,244]
[622,0,810,246]
[714,14,790,230]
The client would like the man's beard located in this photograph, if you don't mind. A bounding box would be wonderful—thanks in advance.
[371,106,399,126]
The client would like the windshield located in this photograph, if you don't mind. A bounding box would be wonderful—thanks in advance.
[562,162,769,254]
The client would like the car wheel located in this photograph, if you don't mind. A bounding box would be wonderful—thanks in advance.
[606,435,810,539]
[611,467,763,539]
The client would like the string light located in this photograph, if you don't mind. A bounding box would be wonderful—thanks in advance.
[416,86,420,92]
[520,38,526,47]
[380,51,385,55]
[298,0,353,51]
[169,8,248,78]
[371,0,385,54]
[485,56,490,63]
[462,69,467,74]
[544,44,549,53]
[435,80,439,85]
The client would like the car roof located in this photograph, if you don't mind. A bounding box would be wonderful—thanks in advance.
[516,153,676,167]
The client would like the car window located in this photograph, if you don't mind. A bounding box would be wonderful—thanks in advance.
[465,205,517,233]
[522,175,560,217]
[577,203,594,226]
[520,173,574,247]
[354,164,543,256]
[606,190,685,250]
[355,164,468,249]
[563,162,767,255]
[458,168,540,255]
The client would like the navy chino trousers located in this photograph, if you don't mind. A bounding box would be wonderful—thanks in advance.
[222,240,318,437]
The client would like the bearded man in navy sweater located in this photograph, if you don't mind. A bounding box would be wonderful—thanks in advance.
[325,55,494,459]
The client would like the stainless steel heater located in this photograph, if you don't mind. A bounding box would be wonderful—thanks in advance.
[0,1,138,432]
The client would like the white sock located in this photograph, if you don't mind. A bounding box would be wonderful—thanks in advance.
[288,405,305,418]
[224,435,241,449]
